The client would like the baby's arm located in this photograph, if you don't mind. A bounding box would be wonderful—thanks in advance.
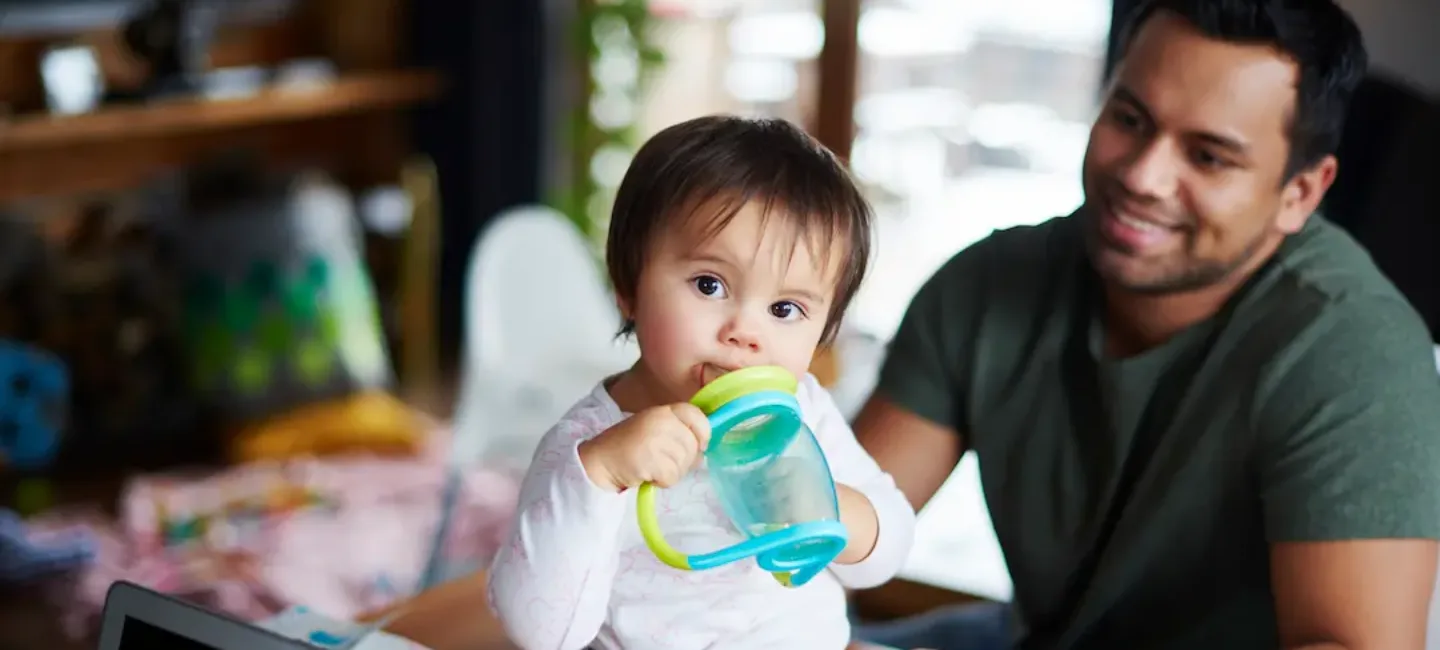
[487,417,629,650]
[801,374,917,589]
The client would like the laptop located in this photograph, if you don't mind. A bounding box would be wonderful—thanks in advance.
[96,581,309,650]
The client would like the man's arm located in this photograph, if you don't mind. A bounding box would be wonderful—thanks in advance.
[1272,540,1436,650]
[852,395,965,513]
[1254,296,1440,650]
[797,374,917,587]
[852,244,990,513]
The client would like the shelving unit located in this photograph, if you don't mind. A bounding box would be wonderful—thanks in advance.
[0,69,441,199]
[0,70,441,151]
[0,0,434,201]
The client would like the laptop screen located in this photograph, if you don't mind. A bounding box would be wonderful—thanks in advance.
[118,617,219,649]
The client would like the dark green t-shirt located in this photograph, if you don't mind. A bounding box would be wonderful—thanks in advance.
[878,211,1440,649]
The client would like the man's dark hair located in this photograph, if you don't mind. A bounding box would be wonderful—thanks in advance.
[1114,0,1368,179]
[606,115,872,344]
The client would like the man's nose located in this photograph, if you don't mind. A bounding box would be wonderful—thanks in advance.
[1117,138,1180,200]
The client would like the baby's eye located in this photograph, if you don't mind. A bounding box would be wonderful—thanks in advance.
[769,301,805,321]
[693,275,727,298]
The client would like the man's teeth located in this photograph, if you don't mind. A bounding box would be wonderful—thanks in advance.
[1118,214,1168,233]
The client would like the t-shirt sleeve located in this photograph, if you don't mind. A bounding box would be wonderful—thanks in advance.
[1253,296,1440,542]
[874,245,985,435]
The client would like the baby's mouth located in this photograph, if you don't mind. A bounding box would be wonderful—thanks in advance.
[700,363,734,386]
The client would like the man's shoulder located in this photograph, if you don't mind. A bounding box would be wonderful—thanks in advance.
[905,211,1085,342]
[877,213,1083,434]
[1239,282,1434,410]
[1271,215,1406,301]
[1228,224,1440,544]
[1237,216,1430,365]
[1230,218,1439,452]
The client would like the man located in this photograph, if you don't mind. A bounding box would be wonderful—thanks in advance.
[852,0,1440,648]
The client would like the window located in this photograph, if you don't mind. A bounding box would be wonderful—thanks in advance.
[846,0,1112,338]
[846,0,1112,599]
[639,0,824,138]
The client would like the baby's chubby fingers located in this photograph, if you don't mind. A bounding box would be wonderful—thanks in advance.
[649,455,688,488]
[666,403,712,458]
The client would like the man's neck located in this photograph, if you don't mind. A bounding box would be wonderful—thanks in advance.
[1103,284,1237,357]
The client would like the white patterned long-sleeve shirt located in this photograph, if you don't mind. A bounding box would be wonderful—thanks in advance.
[487,373,916,650]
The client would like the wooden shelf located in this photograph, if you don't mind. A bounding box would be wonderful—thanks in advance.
[0,69,442,152]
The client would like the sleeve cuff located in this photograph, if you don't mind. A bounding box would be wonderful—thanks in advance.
[828,479,916,589]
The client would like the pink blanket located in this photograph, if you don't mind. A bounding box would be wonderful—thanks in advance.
[33,445,519,640]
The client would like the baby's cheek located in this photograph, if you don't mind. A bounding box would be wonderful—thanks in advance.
[777,327,827,378]
[641,311,701,358]
[780,358,811,381]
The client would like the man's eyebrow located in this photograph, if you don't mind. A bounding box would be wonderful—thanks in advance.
[1112,85,1252,156]
[1111,86,1152,121]
[1193,130,1251,156]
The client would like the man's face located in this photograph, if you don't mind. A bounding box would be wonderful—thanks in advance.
[1081,11,1336,294]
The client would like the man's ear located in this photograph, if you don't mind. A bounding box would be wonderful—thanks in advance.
[1276,154,1338,234]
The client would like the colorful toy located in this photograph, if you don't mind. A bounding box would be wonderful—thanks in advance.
[0,339,69,514]
[173,169,422,463]
[0,340,67,469]
[636,366,848,588]
[152,477,336,549]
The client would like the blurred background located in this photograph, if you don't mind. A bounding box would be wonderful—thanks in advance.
[0,0,1434,647]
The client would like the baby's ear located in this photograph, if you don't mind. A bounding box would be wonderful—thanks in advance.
[614,295,637,337]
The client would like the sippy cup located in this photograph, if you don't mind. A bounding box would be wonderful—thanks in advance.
[635,365,848,587]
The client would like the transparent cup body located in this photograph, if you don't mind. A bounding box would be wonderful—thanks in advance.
[706,411,841,548]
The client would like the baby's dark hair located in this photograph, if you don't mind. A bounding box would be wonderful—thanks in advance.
[606,115,872,344]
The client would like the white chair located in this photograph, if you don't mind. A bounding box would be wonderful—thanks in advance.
[451,204,639,474]
[419,205,638,588]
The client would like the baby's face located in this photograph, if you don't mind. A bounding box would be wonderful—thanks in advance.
[622,201,844,405]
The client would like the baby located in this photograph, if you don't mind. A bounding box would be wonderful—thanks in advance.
[488,115,916,649]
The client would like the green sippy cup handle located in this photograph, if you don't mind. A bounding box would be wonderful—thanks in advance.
[636,366,800,573]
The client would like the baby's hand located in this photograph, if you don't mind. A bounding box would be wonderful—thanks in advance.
[578,403,711,492]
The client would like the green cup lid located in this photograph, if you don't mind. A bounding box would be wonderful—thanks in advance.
[690,365,798,415]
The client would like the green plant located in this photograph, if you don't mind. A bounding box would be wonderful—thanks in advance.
[552,0,666,246]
